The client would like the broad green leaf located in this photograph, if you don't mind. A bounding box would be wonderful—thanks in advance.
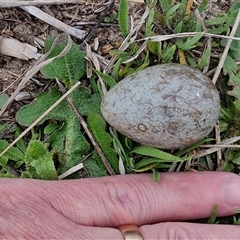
[131,146,183,161]
[16,86,101,126]
[88,112,119,173]
[16,86,101,174]
[24,140,57,180]
[41,37,86,88]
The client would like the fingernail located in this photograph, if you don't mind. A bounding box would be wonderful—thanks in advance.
[222,177,240,208]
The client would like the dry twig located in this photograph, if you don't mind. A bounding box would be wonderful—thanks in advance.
[21,6,86,40]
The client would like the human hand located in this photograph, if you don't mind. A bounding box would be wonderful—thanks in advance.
[0,171,240,239]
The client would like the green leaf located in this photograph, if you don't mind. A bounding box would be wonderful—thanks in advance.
[118,0,129,37]
[15,128,26,154]
[0,140,25,167]
[208,205,218,224]
[0,124,7,134]
[163,44,176,63]
[84,152,107,177]
[131,146,184,161]
[16,86,101,174]
[152,168,161,182]
[175,138,213,157]
[93,69,117,87]
[133,162,159,172]
[145,8,155,36]
[0,93,9,109]
[44,122,60,134]
[198,47,211,68]
[24,140,57,180]
[179,32,204,50]
[227,72,240,110]
[159,0,171,12]
[41,37,86,88]
[88,112,119,173]
[165,3,181,28]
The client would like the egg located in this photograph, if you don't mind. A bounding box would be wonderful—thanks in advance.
[101,64,220,149]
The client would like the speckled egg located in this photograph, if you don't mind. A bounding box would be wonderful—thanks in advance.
[101,64,220,149]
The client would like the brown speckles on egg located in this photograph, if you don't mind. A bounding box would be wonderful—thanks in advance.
[101,64,220,149]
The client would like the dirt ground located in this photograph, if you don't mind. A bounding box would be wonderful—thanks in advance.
[0,1,144,93]
[0,0,234,120]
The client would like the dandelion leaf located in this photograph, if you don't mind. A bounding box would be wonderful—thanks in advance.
[41,37,86,87]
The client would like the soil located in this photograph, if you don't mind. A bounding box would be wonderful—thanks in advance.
[0,1,145,94]
[0,0,234,131]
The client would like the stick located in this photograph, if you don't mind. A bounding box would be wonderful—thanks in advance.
[21,6,86,40]
[0,0,89,8]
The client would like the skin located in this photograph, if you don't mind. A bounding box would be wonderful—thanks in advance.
[0,171,240,239]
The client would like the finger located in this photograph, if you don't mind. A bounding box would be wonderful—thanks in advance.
[42,171,240,227]
[0,193,122,240]
[3,171,240,227]
[140,222,240,240]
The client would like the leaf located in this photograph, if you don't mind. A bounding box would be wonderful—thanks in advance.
[0,140,25,167]
[88,112,119,173]
[180,32,204,50]
[145,8,155,36]
[135,157,178,170]
[41,37,86,88]
[131,146,184,161]
[159,0,172,12]
[118,0,129,37]
[0,124,7,134]
[93,69,117,87]
[152,168,161,182]
[0,94,9,109]
[227,72,240,110]
[84,152,108,177]
[208,205,218,224]
[198,47,211,68]
[24,140,57,180]
[16,86,101,174]
[16,86,101,126]
[44,122,60,134]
